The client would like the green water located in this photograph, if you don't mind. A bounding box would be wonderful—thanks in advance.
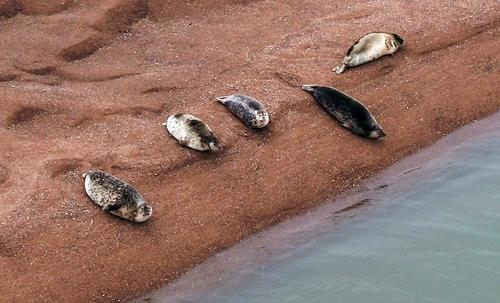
[135,116,500,303]
[201,130,500,302]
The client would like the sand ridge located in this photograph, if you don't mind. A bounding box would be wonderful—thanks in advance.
[0,0,499,302]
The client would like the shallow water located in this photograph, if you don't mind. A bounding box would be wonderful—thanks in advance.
[202,138,500,303]
[135,114,500,303]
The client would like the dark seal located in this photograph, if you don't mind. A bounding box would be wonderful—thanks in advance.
[217,94,270,128]
[302,85,385,139]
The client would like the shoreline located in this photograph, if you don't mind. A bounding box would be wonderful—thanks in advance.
[1,1,499,302]
[132,110,500,302]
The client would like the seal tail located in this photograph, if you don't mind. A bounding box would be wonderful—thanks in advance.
[332,64,346,74]
[216,96,228,103]
[301,85,316,93]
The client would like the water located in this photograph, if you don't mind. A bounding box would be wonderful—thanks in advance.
[204,138,500,303]
[135,113,500,303]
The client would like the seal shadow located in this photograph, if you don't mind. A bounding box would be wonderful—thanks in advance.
[193,148,226,161]
[105,210,155,227]
[334,51,404,77]
[379,63,395,76]
[150,137,227,180]
[165,129,228,160]
[363,134,387,145]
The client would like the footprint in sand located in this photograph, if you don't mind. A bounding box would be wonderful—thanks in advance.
[0,164,8,185]
[44,158,85,181]
[5,105,49,129]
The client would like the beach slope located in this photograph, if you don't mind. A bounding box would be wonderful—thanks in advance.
[0,0,499,302]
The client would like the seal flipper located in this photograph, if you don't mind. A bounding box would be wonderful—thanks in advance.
[103,203,122,212]
[333,64,346,74]
[341,121,352,129]
[301,84,315,93]
[216,96,229,103]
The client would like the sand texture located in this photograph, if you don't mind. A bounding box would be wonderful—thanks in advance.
[0,0,499,302]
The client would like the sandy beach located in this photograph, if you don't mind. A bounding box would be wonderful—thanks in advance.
[0,1,499,302]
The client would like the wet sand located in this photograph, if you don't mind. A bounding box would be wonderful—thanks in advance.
[0,1,499,302]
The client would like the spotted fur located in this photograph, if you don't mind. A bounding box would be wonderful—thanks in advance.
[164,114,221,151]
[84,170,152,223]
[217,94,270,129]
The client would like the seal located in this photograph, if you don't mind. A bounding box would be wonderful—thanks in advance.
[302,85,385,139]
[163,114,222,151]
[83,170,152,223]
[216,94,270,128]
[333,32,404,74]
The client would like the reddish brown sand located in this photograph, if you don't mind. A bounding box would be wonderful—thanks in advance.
[0,1,499,302]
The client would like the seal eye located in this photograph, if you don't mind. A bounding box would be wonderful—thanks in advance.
[252,113,269,128]
[142,205,151,215]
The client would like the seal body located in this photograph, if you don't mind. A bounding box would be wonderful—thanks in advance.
[302,85,385,139]
[333,32,404,74]
[163,114,222,151]
[216,94,270,128]
[84,170,152,223]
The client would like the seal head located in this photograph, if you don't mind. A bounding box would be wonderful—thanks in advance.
[253,109,270,128]
[130,204,153,223]
[368,126,386,139]
[391,33,404,47]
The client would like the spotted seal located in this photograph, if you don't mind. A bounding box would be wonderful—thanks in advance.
[163,114,222,151]
[83,170,152,223]
[333,32,404,74]
[216,94,270,129]
[302,85,385,139]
